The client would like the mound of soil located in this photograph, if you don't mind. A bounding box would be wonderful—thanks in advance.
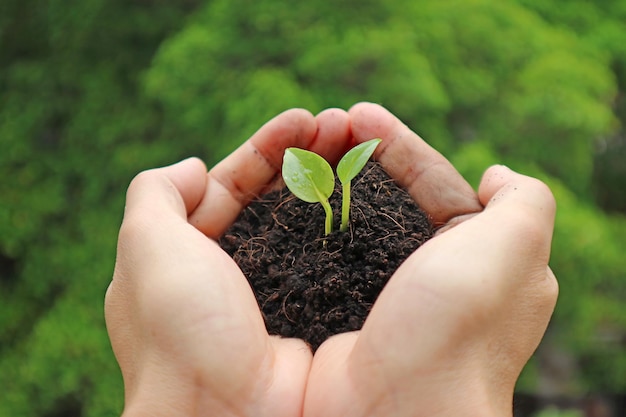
[219,162,433,351]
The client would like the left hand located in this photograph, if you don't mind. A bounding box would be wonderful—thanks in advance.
[105,107,353,417]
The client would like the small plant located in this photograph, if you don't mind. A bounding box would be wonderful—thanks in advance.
[282,138,382,235]
[337,139,382,231]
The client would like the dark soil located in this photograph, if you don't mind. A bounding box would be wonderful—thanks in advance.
[220,162,433,351]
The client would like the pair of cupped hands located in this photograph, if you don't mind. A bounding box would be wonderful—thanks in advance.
[105,103,558,417]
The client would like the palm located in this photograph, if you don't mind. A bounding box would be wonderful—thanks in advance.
[167,229,311,415]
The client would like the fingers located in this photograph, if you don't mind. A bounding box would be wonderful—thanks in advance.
[349,102,482,225]
[310,108,354,165]
[189,108,352,239]
[186,102,481,236]
[188,108,316,238]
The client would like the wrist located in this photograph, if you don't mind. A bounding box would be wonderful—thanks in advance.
[119,369,246,417]
[347,356,514,417]
[381,384,512,417]
[402,373,514,417]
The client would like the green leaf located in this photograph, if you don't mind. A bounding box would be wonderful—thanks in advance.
[337,138,382,184]
[282,147,335,203]
[336,138,382,232]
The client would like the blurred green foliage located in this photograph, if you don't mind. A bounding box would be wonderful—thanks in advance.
[1,0,624,415]
[532,407,584,417]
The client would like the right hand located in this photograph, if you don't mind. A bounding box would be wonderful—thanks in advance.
[303,103,558,417]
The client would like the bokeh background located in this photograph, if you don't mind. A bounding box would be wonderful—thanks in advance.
[1,0,625,416]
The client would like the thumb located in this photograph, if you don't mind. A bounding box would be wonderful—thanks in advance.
[477,164,556,264]
[124,157,208,222]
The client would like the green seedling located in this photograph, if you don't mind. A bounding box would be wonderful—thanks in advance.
[337,138,382,231]
[282,147,335,235]
[282,138,382,236]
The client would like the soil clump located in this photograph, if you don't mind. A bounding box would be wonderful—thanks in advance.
[220,162,434,351]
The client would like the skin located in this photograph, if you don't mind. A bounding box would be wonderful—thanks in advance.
[105,103,558,417]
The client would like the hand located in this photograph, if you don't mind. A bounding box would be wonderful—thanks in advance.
[105,103,558,417]
[105,107,354,416]
[303,103,558,417]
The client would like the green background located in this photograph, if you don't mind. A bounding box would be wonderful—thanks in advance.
[1,0,625,415]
